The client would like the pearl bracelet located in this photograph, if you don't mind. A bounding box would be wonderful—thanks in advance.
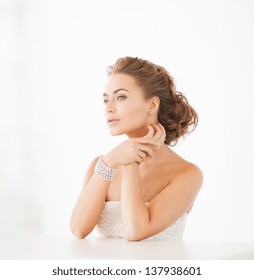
[94,157,116,181]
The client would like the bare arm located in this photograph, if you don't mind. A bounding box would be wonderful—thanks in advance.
[70,133,159,239]
[120,162,150,240]
[121,163,203,241]
[70,157,111,238]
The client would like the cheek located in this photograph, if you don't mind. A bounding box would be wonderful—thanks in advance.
[125,106,148,125]
[108,107,148,136]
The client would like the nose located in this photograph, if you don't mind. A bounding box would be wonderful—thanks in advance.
[105,99,116,113]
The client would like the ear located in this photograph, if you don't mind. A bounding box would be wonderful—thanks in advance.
[149,96,160,114]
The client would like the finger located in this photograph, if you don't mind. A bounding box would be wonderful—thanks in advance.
[158,123,166,144]
[144,125,155,139]
[136,150,147,159]
[136,144,154,158]
[152,124,163,141]
[158,123,166,135]
[135,156,144,164]
[136,137,160,147]
[135,151,146,164]
[154,123,166,144]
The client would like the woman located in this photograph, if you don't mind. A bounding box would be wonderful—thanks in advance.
[70,57,203,241]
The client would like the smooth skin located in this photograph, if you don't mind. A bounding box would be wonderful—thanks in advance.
[70,73,203,241]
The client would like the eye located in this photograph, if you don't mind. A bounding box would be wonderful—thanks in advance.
[117,95,126,101]
[103,99,109,105]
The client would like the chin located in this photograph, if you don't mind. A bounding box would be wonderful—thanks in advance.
[108,128,125,136]
[109,131,123,136]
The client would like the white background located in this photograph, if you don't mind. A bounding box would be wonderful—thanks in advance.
[1,0,254,243]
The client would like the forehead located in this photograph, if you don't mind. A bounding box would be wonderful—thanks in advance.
[104,73,142,93]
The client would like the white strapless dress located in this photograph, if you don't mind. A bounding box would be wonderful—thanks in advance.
[95,201,187,241]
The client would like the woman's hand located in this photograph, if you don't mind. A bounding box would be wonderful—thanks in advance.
[103,123,166,168]
[103,137,158,168]
[144,124,166,151]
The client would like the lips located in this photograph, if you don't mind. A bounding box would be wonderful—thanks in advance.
[107,119,120,124]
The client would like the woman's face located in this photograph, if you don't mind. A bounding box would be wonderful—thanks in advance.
[103,73,153,138]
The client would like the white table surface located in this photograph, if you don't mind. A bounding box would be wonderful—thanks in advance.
[1,232,254,260]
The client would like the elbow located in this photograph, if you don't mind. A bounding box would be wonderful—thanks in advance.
[123,229,144,242]
[72,230,87,239]
[70,224,90,239]
[125,236,141,242]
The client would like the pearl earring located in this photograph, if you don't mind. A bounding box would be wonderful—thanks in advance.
[149,112,153,115]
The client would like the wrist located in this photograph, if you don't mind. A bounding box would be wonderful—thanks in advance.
[124,162,139,169]
[122,162,139,179]
[94,157,116,181]
[102,154,118,169]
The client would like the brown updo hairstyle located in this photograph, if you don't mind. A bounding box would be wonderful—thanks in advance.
[107,57,198,146]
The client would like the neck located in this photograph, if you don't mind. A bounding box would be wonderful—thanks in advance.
[141,144,170,166]
[125,126,150,139]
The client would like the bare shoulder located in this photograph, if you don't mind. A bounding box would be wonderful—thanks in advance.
[148,158,203,219]
[171,160,204,190]
[162,147,203,187]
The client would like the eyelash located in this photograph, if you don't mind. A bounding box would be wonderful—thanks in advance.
[103,95,127,105]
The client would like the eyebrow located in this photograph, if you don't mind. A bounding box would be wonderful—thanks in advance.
[103,88,129,97]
